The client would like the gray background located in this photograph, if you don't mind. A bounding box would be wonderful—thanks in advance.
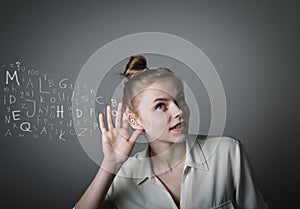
[0,0,299,208]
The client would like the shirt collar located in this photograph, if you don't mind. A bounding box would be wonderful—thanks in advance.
[134,135,210,185]
[185,134,209,170]
[135,146,154,185]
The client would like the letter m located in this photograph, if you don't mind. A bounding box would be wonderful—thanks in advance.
[6,70,20,86]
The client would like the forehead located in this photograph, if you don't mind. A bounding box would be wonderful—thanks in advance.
[141,77,183,99]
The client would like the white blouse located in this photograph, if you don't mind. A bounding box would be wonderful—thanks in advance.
[77,135,268,209]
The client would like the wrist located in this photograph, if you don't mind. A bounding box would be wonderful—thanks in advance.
[101,159,123,174]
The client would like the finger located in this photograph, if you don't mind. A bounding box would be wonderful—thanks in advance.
[99,113,107,133]
[106,105,114,130]
[122,117,129,130]
[115,103,123,128]
[129,129,143,143]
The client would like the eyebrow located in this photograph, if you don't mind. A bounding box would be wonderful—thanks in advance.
[176,92,184,97]
[153,98,169,103]
[152,92,184,103]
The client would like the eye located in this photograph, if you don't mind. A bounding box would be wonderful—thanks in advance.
[175,95,185,105]
[178,96,185,103]
[155,103,166,110]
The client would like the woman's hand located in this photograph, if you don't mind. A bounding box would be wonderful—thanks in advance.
[99,103,143,172]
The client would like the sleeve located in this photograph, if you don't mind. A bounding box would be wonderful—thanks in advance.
[72,184,118,209]
[233,140,269,209]
[101,181,119,209]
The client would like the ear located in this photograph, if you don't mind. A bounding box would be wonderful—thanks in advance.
[126,109,144,131]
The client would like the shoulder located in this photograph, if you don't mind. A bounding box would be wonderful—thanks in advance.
[194,134,240,150]
[190,134,242,160]
[116,148,150,179]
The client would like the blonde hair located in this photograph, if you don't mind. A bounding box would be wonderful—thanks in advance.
[121,55,183,113]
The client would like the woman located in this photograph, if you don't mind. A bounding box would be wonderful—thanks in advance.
[74,55,268,209]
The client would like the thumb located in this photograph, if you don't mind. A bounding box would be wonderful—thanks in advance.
[129,129,143,143]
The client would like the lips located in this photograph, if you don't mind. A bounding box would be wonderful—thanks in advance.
[169,121,185,130]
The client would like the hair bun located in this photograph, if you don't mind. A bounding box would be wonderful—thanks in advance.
[121,55,147,78]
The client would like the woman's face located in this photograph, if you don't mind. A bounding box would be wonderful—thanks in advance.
[133,77,190,143]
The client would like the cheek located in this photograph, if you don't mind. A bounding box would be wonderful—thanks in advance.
[178,101,190,120]
[182,104,190,119]
[143,112,168,139]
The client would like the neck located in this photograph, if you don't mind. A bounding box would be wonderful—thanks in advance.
[149,139,186,175]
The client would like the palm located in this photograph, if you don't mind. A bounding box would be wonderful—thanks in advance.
[99,103,142,164]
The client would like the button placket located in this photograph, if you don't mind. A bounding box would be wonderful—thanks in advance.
[180,166,190,209]
[150,175,179,209]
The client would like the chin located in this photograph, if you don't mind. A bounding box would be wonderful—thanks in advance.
[172,133,188,144]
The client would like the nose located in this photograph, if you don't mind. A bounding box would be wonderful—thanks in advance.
[170,101,183,118]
